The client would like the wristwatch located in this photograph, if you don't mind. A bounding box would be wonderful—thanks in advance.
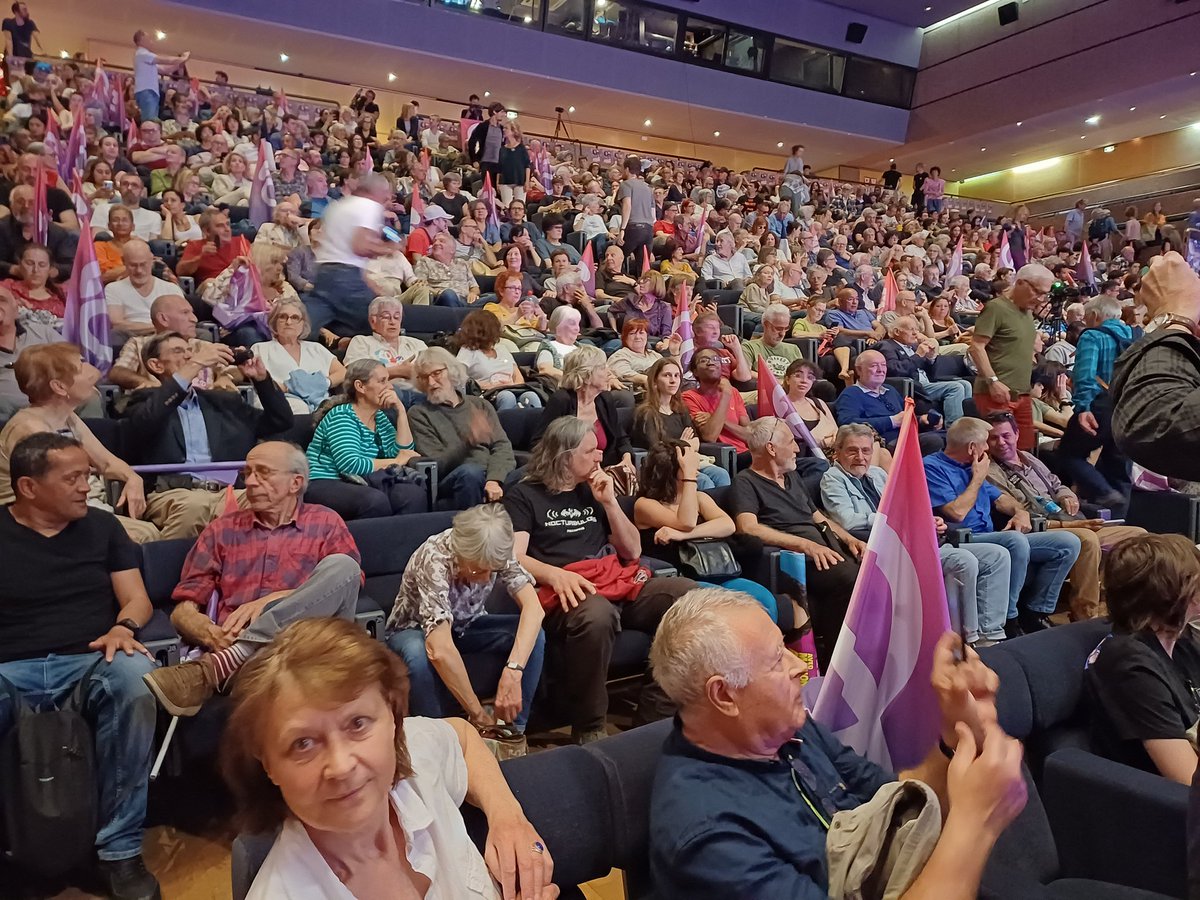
[988,375,1000,384]
[116,618,141,636]
[504,661,525,673]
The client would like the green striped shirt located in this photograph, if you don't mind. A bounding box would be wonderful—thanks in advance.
[307,404,407,480]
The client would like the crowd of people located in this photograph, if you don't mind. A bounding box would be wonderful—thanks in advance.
[1,16,1198,900]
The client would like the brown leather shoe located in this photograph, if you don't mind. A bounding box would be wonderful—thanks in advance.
[142,658,217,717]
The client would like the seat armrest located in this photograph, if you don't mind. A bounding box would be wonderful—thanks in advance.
[699,442,736,475]
[411,457,439,508]
[640,556,677,578]
[1043,748,1187,898]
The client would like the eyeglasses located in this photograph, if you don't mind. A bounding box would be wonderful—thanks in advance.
[983,411,1016,425]
[242,465,286,480]
[276,313,304,323]
[372,312,402,321]
[422,366,448,380]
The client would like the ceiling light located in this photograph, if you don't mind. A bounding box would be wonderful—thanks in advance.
[279,52,289,62]
[506,110,518,120]
[387,73,396,82]
[484,91,490,97]
[777,142,784,148]
[1193,122,1200,130]
[1085,115,1100,125]
[1161,115,1167,119]
[980,147,986,151]
[1192,72,1198,77]
[889,158,895,163]
[640,135,648,141]
[154,30,166,40]
[59,50,68,58]
[643,118,652,126]
[1012,156,1061,174]
[1080,135,1086,139]
[1129,106,1136,111]
[1103,145,1115,153]
[1016,121,1022,126]
[713,130,720,137]
[523,15,532,22]
[925,5,932,10]
[567,106,575,113]
[597,0,607,6]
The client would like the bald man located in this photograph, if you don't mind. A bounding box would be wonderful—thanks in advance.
[0,183,76,279]
[0,152,79,231]
[835,349,945,455]
[104,239,180,336]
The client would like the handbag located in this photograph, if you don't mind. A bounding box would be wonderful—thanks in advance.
[676,538,741,579]
[603,464,639,498]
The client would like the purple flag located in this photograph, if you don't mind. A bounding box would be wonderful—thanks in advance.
[62,206,112,374]
[811,402,951,770]
[249,140,277,227]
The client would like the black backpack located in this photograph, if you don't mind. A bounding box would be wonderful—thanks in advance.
[0,661,100,877]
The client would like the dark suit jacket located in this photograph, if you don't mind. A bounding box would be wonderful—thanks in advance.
[533,389,633,469]
[466,120,500,165]
[878,338,935,382]
[0,217,76,280]
[122,376,295,489]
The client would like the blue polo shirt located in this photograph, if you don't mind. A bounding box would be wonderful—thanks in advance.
[924,450,1000,533]
[650,717,893,900]
[823,308,876,332]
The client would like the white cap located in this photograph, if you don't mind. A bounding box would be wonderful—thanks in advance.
[423,204,452,222]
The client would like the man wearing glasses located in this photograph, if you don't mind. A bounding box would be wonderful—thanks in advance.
[142,441,362,717]
[968,263,1054,451]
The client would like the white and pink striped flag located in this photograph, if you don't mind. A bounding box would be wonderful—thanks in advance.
[1076,238,1095,289]
[65,114,87,180]
[812,402,951,769]
[249,139,277,227]
[481,171,502,233]
[62,206,112,374]
[32,159,50,244]
[45,114,64,181]
[672,283,694,370]
[276,90,290,117]
[877,268,900,314]
[755,358,822,455]
[69,170,89,221]
[947,235,963,280]
[580,241,596,297]
[997,229,1015,270]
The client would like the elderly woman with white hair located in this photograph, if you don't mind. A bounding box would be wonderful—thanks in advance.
[385,504,546,743]
[344,296,428,405]
[253,299,346,414]
[535,305,584,383]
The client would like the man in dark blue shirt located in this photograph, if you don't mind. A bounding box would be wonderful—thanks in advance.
[648,588,1027,900]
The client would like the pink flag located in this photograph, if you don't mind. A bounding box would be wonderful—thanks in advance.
[997,229,1015,270]
[32,160,49,244]
[642,245,652,275]
[1076,239,1094,289]
[249,139,277,227]
[69,170,89,221]
[459,118,479,150]
[275,90,290,117]
[580,241,596,297]
[212,258,270,333]
[481,171,501,233]
[90,63,125,128]
[947,236,963,280]
[877,269,899,314]
[410,185,426,230]
[126,116,139,150]
[61,206,112,374]
[755,358,822,455]
[671,283,695,370]
[65,114,87,180]
[45,115,65,182]
[811,402,951,770]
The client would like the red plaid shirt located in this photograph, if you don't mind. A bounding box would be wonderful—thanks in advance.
[173,502,361,625]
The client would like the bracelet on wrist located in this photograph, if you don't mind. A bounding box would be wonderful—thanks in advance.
[681,478,698,483]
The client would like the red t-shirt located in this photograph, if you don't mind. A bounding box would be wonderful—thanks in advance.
[682,387,749,453]
[180,240,239,285]
[404,226,433,262]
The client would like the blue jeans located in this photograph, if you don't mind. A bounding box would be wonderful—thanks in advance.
[697,465,731,490]
[433,289,467,307]
[491,390,543,411]
[926,198,945,213]
[387,615,546,731]
[305,263,375,336]
[942,543,1010,642]
[437,462,488,510]
[134,89,159,122]
[970,530,1082,619]
[702,577,777,622]
[918,379,971,424]
[0,652,156,861]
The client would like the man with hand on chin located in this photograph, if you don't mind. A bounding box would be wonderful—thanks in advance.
[649,588,1027,900]
[503,417,696,744]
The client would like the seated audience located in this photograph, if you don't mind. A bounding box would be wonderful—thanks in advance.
[924,417,1081,637]
[821,424,1009,645]
[608,317,664,389]
[175,207,240,288]
[455,309,543,410]
[731,416,863,664]
[95,204,139,284]
[700,231,753,290]
[878,315,972,424]
[594,244,637,302]
[742,303,802,378]
[221,617,557,899]
[305,359,428,519]
[633,357,731,490]
[144,441,362,716]
[535,306,583,383]
[109,293,236,393]
[252,300,346,414]
[1085,534,1200,785]
[535,346,635,478]
[606,271,674,344]
[104,239,179,337]
[386,504,546,739]
[825,287,884,385]
[91,173,161,240]
[0,285,59,416]
[634,439,779,619]
[1028,361,1073,448]
[535,214,581,266]
[503,417,697,743]
[154,189,202,243]
[0,433,162,900]
[984,411,1144,621]
[413,232,481,307]
[210,150,251,206]
[692,312,751,383]
[835,350,945,455]
[2,241,65,326]
[780,358,843,455]
[408,347,517,509]
[125,333,293,537]
[648,588,1025,900]
[683,347,752,457]
[343,296,428,405]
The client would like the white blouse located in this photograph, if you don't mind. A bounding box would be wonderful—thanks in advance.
[252,339,337,414]
[248,717,498,900]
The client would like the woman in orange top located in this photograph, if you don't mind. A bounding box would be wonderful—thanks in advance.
[96,204,137,284]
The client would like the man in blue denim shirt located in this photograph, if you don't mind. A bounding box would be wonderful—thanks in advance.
[648,588,1027,900]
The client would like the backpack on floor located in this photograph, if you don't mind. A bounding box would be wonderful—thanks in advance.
[0,661,100,877]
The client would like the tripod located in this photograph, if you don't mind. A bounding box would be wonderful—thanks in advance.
[553,106,572,141]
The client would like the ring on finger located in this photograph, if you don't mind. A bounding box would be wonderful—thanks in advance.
[531,840,545,854]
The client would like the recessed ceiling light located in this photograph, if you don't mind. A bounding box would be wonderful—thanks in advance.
[889,158,895,162]
[643,118,652,126]
[1129,106,1136,111]
[713,130,720,137]
[567,106,575,113]
[506,110,518,120]
[1016,121,1023,126]
[484,91,491,97]
[1080,135,1086,139]
[1103,145,1115,153]
[279,52,289,62]
[1161,115,1167,119]
[777,142,784,148]
[1085,114,1101,125]
[523,15,531,22]
[980,147,986,151]
[387,73,396,82]
[59,50,68,58]
[925,5,932,10]
[155,30,166,40]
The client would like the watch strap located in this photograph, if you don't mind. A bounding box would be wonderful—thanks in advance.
[116,617,141,635]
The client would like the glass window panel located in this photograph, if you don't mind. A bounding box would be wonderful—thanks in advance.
[770,38,844,93]
[545,0,586,34]
[432,0,540,25]
[591,1,678,54]
[841,57,915,109]
[682,18,726,65]
[724,29,766,74]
